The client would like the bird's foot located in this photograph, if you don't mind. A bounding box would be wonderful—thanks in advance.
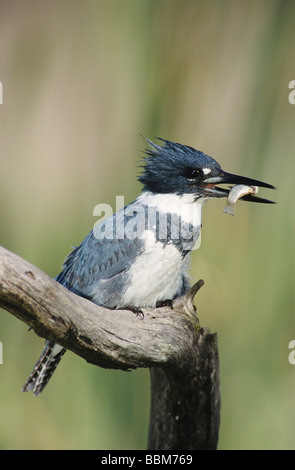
[156,299,174,309]
[125,305,144,319]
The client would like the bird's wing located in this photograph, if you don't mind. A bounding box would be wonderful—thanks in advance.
[55,204,145,307]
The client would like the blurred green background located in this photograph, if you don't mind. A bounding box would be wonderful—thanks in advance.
[0,0,294,450]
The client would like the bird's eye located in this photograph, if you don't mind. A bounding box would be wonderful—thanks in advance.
[184,168,201,180]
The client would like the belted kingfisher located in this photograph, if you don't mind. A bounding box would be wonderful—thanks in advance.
[22,138,276,395]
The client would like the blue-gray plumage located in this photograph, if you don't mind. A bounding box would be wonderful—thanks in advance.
[22,138,276,395]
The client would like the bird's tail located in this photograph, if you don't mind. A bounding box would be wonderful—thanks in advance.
[22,341,66,396]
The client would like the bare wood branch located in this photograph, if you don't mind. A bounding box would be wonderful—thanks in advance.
[0,245,200,369]
[0,245,220,449]
[148,330,220,450]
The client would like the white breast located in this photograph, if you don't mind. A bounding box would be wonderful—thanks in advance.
[119,192,203,308]
[120,232,188,307]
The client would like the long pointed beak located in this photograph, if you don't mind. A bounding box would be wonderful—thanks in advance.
[203,171,277,204]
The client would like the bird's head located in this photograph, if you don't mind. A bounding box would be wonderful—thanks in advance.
[139,138,276,203]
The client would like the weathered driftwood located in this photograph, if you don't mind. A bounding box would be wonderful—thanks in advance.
[0,245,220,450]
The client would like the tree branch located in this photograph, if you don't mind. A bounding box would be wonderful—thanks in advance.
[0,245,220,449]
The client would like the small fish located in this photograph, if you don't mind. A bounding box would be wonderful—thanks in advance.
[224,185,258,215]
